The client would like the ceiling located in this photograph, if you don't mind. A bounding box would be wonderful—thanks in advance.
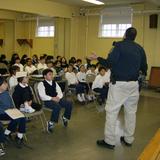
[48,0,160,6]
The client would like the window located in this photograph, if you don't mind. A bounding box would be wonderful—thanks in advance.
[101,24,132,37]
[37,26,55,37]
[36,18,55,37]
[99,7,132,38]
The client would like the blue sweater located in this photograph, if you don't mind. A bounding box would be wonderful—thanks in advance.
[0,91,14,114]
[97,39,148,81]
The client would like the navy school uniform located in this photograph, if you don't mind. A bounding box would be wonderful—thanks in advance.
[65,72,85,94]
[12,84,42,111]
[76,72,89,94]
[38,80,72,123]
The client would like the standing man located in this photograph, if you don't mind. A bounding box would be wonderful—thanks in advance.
[89,27,147,149]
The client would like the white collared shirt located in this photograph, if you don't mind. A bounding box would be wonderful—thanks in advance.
[25,65,37,74]
[37,63,47,70]
[9,75,18,89]
[38,80,63,101]
[19,83,28,88]
[92,70,111,89]
[14,63,24,72]
[86,70,97,76]
[76,72,86,83]
[65,72,78,85]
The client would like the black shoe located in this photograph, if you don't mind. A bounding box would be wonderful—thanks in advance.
[15,136,23,149]
[96,140,115,149]
[47,121,55,133]
[5,134,13,144]
[97,98,103,105]
[62,116,68,127]
[120,137,132,147]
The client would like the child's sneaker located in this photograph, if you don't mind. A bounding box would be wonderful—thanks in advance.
[81,94,86,102]
[61,116,68,127]
[47,121,55,133]
[77,94,83,102]
[87,95,92,101]
[15,136,23,149]
[24,106,35,113]
[0,149,5,156]
[20,104,25,112]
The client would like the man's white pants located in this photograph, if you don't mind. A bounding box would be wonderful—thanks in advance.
[104,81,139,145]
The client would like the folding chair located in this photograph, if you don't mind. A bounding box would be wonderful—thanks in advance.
[24,86,47,132]
[86,74,105,111]
[86,74,96,98]
[86,74,96,93]
[33,83,52,131]
[0,120,10,149]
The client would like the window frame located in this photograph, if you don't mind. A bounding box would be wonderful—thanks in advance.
[36,25,55,38]
[99,23,132,38]
[98,7,132,38]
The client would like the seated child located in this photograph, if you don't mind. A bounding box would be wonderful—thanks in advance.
[9,65,20,89]
[86,64,97,75]
[13,57,24,72]
[37,56,47,70]
[75,59,82,72]
[54,60,63,75]
[46,61,57,77]
[24,58,37,75]
[38,69,73,133]
[0,76,26,148]
[65,64,86,103]
[12,72,41,113]
[76,65,92,101]
[92,67,110,105]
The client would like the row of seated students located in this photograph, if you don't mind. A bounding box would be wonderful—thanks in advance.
[2,53,111,105]
[0,53,84,76]
[0,57,111,156]
[0,68,73,155]
[8,63,110,105]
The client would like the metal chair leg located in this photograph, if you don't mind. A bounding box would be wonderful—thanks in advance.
[39,114,46,132]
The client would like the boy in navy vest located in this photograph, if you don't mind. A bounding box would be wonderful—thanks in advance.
[38,69,72,133]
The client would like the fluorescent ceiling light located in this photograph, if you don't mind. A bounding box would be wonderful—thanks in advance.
[82,0,104,5]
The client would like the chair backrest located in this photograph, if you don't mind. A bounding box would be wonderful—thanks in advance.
[86,74,96,83]
[0,63,9,75]
[38,69,44,75]
[29,86,37,103]
[8,86,15,97]
[33,82,43,105]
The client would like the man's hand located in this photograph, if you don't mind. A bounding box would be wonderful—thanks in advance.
[52,96,60,102]
[88,53,98,61]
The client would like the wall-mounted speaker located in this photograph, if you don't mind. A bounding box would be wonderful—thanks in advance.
[149,14,158,28]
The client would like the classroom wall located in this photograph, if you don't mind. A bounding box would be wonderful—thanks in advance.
[15,20,55,58]
[0,2,160,78]
[69,3,160,77]
[0,0,78,18]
